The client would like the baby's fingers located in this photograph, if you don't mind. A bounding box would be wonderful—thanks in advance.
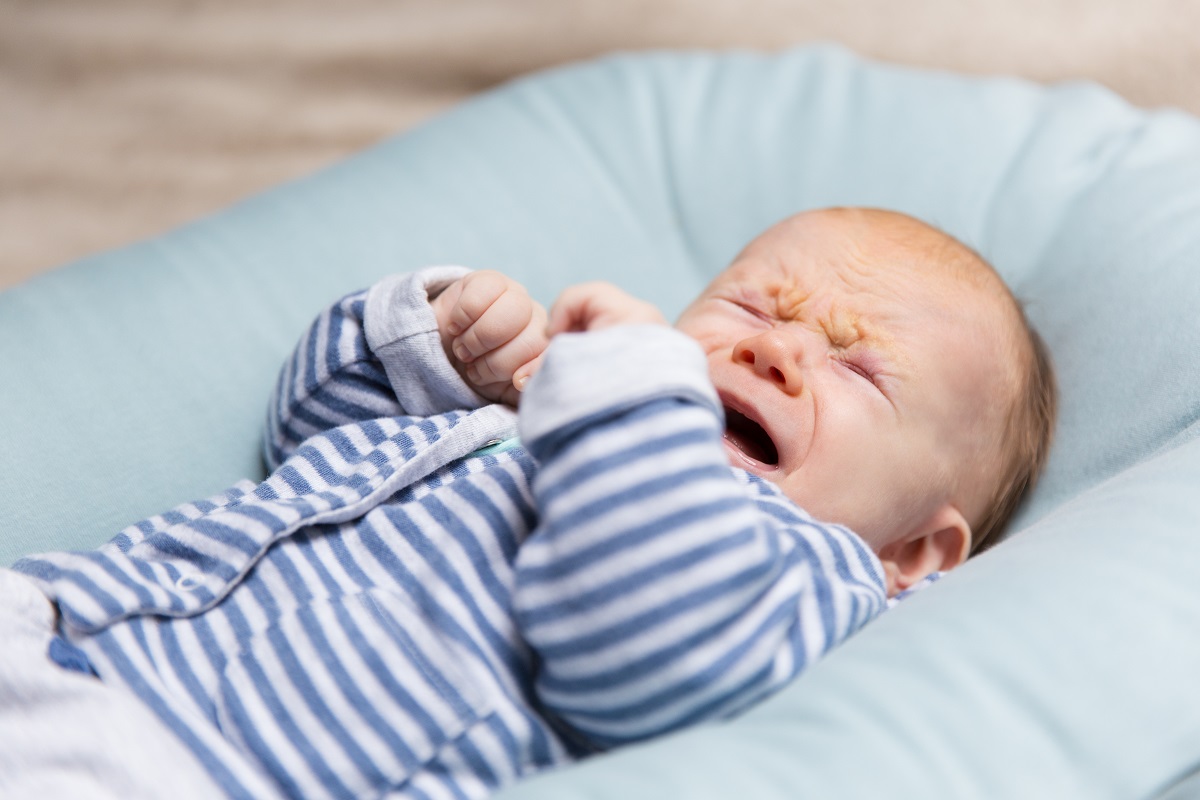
[464,306,549,386]
[548,282,666,334]
[483,353,545,407]
[453,287,536,364]
[443,271,511,339]
[512,353,544,392]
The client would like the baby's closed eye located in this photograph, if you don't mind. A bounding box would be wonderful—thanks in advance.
[833,352,896,403]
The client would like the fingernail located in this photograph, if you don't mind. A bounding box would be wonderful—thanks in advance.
[454,344,471,362]
[513,374,529,391]
[446,322,461,336]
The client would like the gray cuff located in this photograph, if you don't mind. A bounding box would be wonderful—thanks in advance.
[518,325,720,448]
[364,267,489,416]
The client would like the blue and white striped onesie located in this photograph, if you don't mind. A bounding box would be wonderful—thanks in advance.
[14,267,889,799]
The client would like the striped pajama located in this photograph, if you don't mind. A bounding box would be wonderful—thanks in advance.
[13,268,889,799]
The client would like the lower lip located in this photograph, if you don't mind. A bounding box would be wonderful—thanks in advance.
[722,435,773,472]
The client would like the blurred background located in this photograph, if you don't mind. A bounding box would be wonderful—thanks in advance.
[2,0,1196,290]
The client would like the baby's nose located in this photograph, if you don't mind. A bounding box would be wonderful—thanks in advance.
[732,332,803,395]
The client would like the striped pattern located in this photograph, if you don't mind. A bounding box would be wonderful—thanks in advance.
[265,290,404,473]
[16,271,889,799]
[517,399,887,746]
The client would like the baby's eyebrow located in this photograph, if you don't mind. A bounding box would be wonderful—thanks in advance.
[769,281,814,320]
[768,281,908,366]
[825,310,913,376]
[819,308,869,348]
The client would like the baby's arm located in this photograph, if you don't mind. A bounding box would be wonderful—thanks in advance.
[512,286,887,749]
[266,286,400,470]
[266,267,547,469]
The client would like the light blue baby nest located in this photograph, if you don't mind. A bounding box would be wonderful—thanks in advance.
[2,46,1199,799]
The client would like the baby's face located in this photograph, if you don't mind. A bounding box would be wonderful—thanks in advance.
[675,209,1018,553]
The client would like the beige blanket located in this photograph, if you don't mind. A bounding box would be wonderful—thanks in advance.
[2,0,1195,289]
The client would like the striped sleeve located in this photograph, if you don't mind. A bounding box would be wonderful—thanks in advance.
[265,288,401,470]
[512,326,888,748]
[265,267,485,470]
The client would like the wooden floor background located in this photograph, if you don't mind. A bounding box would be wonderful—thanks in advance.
[3,0,1197,289]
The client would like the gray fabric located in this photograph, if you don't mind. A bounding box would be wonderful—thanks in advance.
[0,569,234,800]
[366,266,491,416]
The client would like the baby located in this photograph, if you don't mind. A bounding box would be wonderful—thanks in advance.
[440,206,1054,568]
[3,207,1054,800]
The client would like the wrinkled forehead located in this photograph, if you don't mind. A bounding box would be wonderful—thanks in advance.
[715,208,1024,394]
[734,208,984,281]
[715,209,1003,325]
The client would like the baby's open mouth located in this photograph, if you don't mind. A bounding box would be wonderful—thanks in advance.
[723,405,779,466]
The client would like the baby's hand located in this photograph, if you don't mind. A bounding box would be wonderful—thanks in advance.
[432,271,549,407]
[548,282,667,335]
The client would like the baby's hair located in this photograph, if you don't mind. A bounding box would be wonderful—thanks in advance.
[969,305,1057,554]
[836,207,1057,553]
[772,208,1056,554]
[901,214,1057,554]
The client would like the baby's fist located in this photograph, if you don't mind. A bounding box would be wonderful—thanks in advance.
[432,271,549,407]
[548,282,667,335]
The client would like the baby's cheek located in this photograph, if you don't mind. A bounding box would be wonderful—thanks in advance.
[673,327,725,357]
[790,459,902,546]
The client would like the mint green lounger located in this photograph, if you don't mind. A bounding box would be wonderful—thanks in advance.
[3,46,1199,799]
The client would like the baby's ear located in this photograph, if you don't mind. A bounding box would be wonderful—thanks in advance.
[877,505,971,597]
